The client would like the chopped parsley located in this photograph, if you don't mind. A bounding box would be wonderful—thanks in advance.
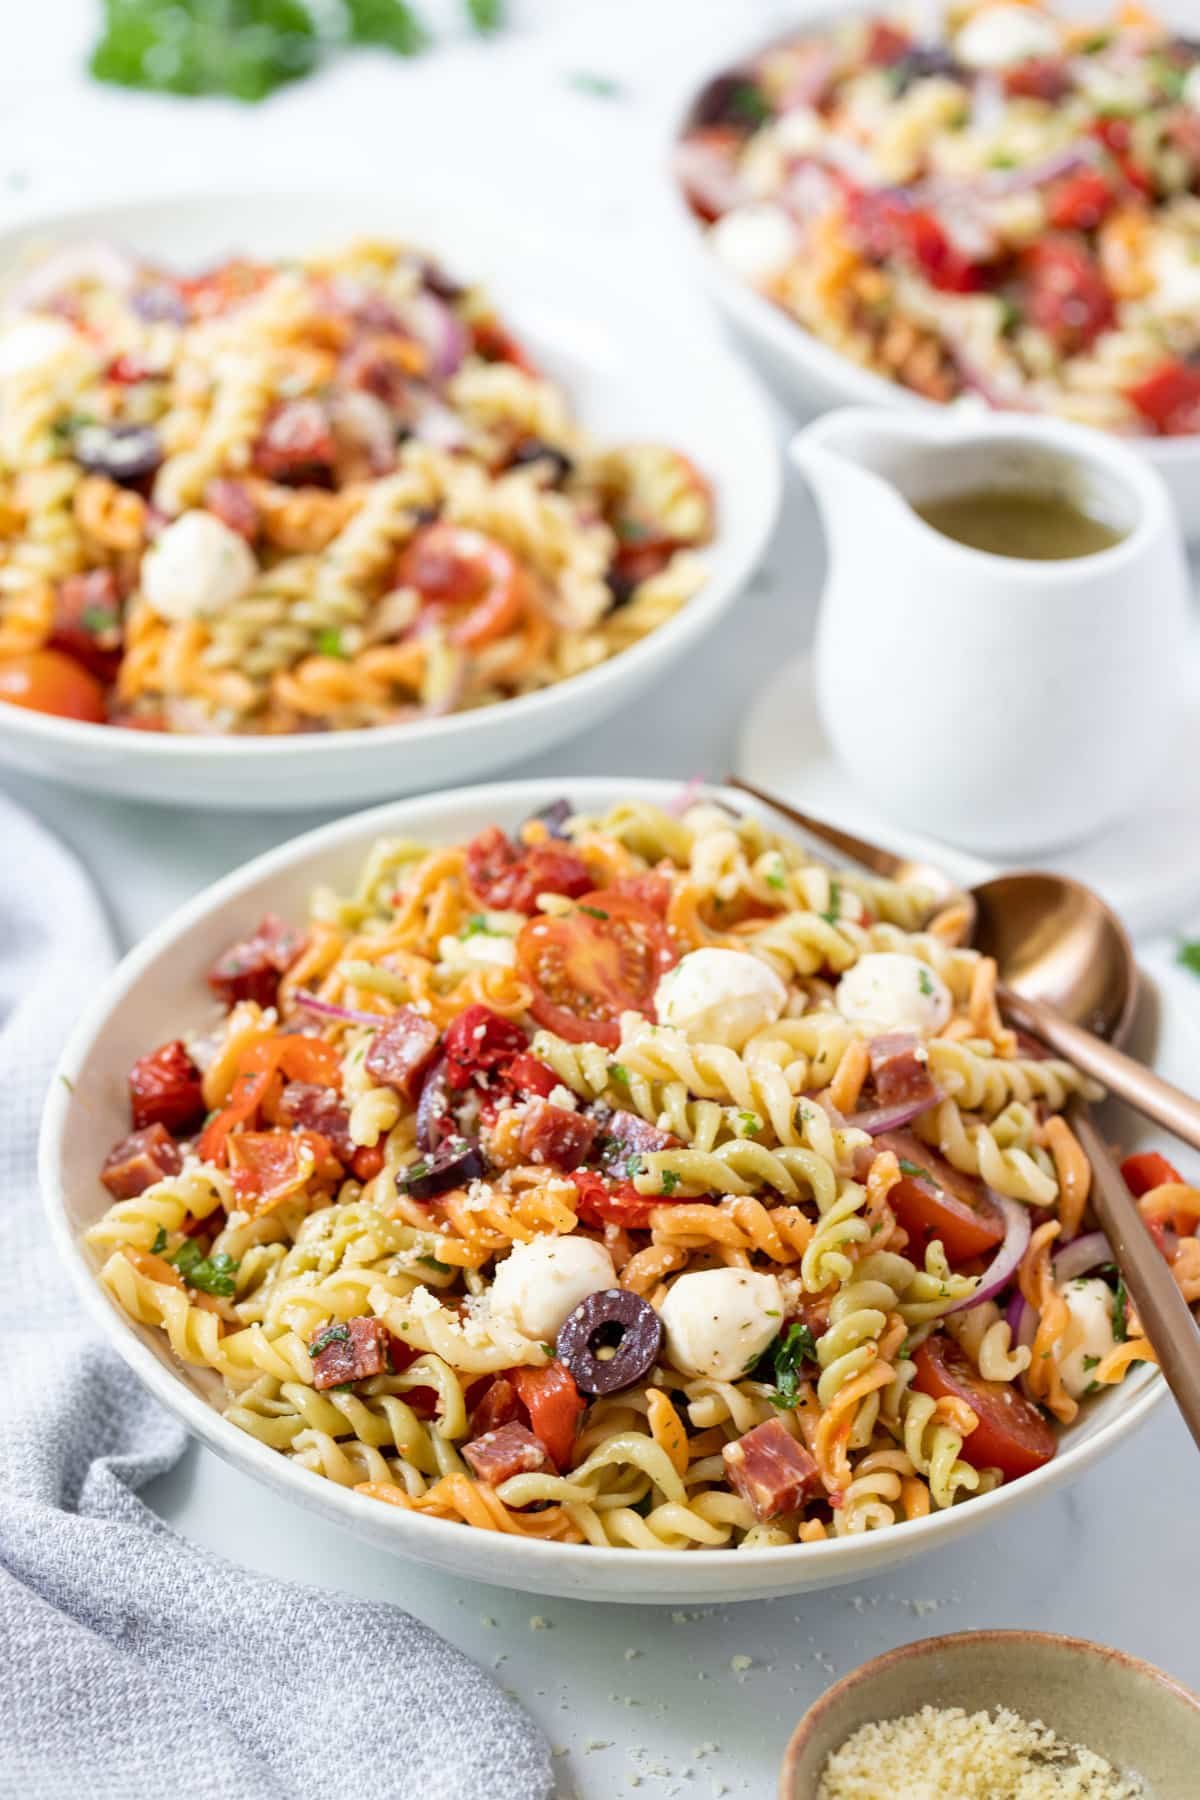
[459,914,490,938]
[736,1111,762,1139]
[567,69,623,97]
[819,880,842,926]
[578,903,609,921]
[418,1255,452,1274]
[1112,1277,1129,1343]
[659,1170,681,1196]
[608,1062,630,1087]
[314,627,348,659]
[168,1239,239,1297]
[768,1322,818,1410]
[765,859,787,892]
[1176,939,1200,978]
[625,1154,644,1180]
[898,1159,929,1180]
[81,605,118,634]
[308,1322,350,1358]
[726,80,770,127]
[917,967,934,998]
[150,1226,168,1255]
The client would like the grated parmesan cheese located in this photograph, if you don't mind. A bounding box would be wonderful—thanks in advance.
[817,1705,1146,1800]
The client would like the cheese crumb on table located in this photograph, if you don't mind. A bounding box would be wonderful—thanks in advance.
[818,1704,1145,1800]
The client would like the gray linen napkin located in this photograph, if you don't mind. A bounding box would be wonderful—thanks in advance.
[0,795,553,1800]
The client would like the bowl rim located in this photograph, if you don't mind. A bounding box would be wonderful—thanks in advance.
[0,187,781,761]
[661,11,1200,469]
[779,1627,1200,1797]
[38,774,1166,1588]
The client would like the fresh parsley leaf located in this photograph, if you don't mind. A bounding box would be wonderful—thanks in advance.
[567,69,624,98]
[578,903,609,920]
[1082,1354,1100,1372]
[917,966,934,997]
[769,1322,818,1409]
[625,1154,644,1180]
[898,1159,928,1179]
[819,880,842,926]
[344,0,426,53]
[736,1111,761,1139]
[91,0,320,103]
[1177,940,1200,978]
[659,1170,681,1195]
[81,605,117,634]
[766,860,787,892]
[168,1239,239,1297]
[465,0,502,32]
[418,1255,452,1274]
[149,1226,168,1255]
[1112,1277,1129,1343]
[309,1322,351,1357]
[727,80,770,127]
[608,1062,630,1086]
[459,914,490,938]
[314,626,347,659]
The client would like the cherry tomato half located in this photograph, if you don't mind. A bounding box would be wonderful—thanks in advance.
[464,824,592,915]
[512,1363,585,1470]
[913,1335,1056,1480]
[876,1130,1006,1264]
[0,649,106,723]
[516,891,677,1047]
[1121,1151,1184,1198]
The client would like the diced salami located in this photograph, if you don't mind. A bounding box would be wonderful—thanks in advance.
[204,477,261,542]
[594,1107,676,1177]
[442,1004,527,1089]
[207,914,306,1009]
[100,1123,183,1198]
[518,1098,598,1170]
[461,1420,551,1486]
[868,1032,939,1112]
[722,1418,820,1522]
[277,1081,355,1162]
[51,569,123,680]
[364,1007,441,1099]
[309,1315,392,1390]
[129,1040,206,1133]
[251,399,336,486]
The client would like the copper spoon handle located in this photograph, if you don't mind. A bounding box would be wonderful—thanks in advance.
[726,778,908,878]
[1070,1103,1200,1453]
[1002,988,1200,1156]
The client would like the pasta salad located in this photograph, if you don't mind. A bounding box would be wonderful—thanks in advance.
[86,798,1200,1549]
[678,2,1200,435]
[0,239,712,732]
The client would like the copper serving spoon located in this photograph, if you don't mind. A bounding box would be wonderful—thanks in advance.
[728,775,1200,1449]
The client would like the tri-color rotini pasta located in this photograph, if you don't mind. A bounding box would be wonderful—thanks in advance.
[86,796,1199,1548]
[0,239,712,732]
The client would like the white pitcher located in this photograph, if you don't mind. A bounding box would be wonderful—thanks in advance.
[791,406,1191,857]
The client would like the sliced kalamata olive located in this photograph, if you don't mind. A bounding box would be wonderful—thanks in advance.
[593,1108,675,1178]
[524,796,573,840]
[415,1055,455,1153]
[396,1135,483,1200]
[508,438,574,486]
[73,422,163,485]
[131,283,188,325]
[556,1289,663,1396]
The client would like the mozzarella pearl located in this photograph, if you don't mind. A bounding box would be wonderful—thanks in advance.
[1057,1276,1120,1399]
[955,4,1059,70]
[654,947,788,1050]
[835,952,952,1035]
[710,204,798,285]
[0,315,77,381]
[488,1234,616,1343]
[659,1268,783,1381]
[141,511,258,624]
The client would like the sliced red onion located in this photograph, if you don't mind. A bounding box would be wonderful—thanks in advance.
[667,774,705,817]
[1052,1230,1112,1287]
[404,291,469,381]
[526,797,572,839]
[947,1192,1031,1314]
[984,145,1096,198]
[411,395,468,450]
[9,240,135,308]
[416,1056,454,1153]
[1005,1289,1037,1354]
[294,992,386,1028]
[847,1090,946,1136]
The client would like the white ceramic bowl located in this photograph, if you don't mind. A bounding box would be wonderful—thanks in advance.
[0,191,779,808]
[41,775,1167,1604]
[661,16,1200,539]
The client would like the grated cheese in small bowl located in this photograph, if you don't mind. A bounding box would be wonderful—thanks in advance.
[817,1704,1145,1800]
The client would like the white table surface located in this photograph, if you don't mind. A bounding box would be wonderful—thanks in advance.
[7,5,1200,1796]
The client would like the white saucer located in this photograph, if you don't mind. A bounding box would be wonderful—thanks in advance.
[738,649,1200,940]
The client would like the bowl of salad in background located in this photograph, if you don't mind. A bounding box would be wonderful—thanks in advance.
[0,189,778,808]
[669,0,1200,532]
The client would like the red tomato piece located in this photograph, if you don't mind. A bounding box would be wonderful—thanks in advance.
[198,1035,341,1165]
[1047,168,1116,233]
[512,1363,585,1470]
[464,824,593,915]
[913,1335,1057,1480]
[516,891,677,1048]
[0,649,106,723]
[864,20,911,64]
[469,1375,522,1438]
[442,1003,528,1089]
[396,522,530,649]
[1089,117,1155,198]
[571,1171,658,1230]
[228,1129,331,1214]
[502,1053,560,1098]
[846,192,983,293]
[1024,237,1114,350]
[129,1040,205,1134]
[251,399,336,486]
[1125,359,1200,436]
[470,316,540,376]
[1004,57,1071,103]
[351,1145,385,1182]
[50,570,123,681]
[610,871,672,918]
[1121,1151,1184,1197]
[875,1130,1005,1264]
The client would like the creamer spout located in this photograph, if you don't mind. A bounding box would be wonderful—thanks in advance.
[788,408,916,535]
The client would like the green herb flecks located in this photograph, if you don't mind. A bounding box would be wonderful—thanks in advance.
[659,1170,681,1196]
[917,966,934,998]
[726,80,770,128]
[578,904,609,921]
[1112,1277,1129,1343]
[819,880,842,926]
[314,626,348,659]
[567,70,624,98]
[1176,939,1200,978]
[898,1159,928,1180]
[767,1322,818,1410]
[168,1238,239,1297]
[608,1062,630,1087]
[459,914,490,938]
[150,1226,168,1255]
[736,1111,761,1139]
[418,1255,452,1274]
[309,1321,351,1358]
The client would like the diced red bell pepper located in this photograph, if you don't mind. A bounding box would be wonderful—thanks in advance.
[1125,359,1200,437]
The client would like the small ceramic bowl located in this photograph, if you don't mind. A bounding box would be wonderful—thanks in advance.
[781,1630,1200,1799]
